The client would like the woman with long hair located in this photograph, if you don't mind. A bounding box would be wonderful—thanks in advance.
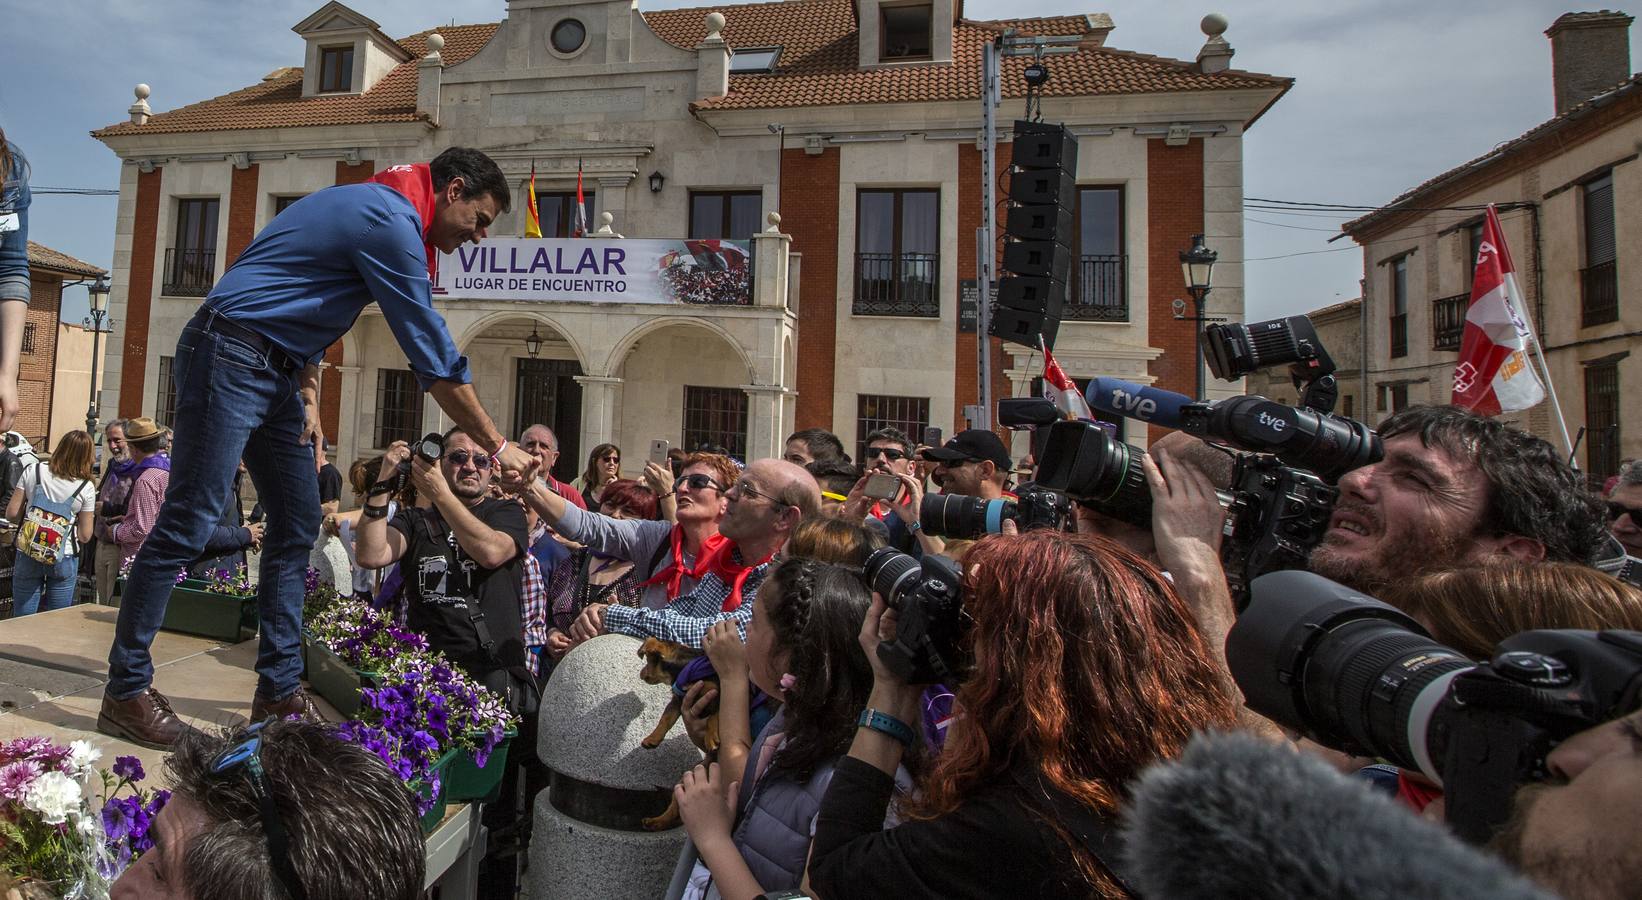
[0,127,31,432]
[577,442,622,507]
[6,431,95,616]
[808,531,1238,898]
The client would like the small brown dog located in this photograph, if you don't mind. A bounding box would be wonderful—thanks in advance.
[637,637,720,830]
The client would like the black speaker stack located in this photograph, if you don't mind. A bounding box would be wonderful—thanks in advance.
[989,120,1078,351]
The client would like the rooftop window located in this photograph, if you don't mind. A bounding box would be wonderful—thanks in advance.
[881,5,933,60]
[730,47,781,73]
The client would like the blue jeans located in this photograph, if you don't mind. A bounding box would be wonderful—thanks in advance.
[107,312,319,701]
[13,553,78,616]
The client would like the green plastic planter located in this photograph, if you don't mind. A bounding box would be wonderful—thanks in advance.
[418,749,460,833]
[306,638,381,719]
[444,731,515,803]
[160,584,257,642]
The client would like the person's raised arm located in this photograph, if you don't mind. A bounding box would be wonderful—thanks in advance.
[408,457,518,569]
[355,443,410,569]
[703,620,755,805]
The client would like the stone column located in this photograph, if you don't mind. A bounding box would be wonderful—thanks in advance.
[575,375,622,457]
[751,214,791,309]
[335,365,362,477]
[741,384,792,462]
[597,176,632,233]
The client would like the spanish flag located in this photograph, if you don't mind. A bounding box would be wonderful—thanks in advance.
[524,162,542,238]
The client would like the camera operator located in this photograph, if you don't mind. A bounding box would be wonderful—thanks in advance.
[808,531,1237,898]
[1310,405,1607,594]
[918,430,1012,502]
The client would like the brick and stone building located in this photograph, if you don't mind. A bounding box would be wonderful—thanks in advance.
[1341,10,1641,487]
[91,0,1289,481]
[18,242,106,449]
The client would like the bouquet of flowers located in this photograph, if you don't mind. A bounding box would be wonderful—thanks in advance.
[0,737,112,899]
[201,564,254,598]
[370,654,516,767]
[302,566,342,621]
[308,600,428,672]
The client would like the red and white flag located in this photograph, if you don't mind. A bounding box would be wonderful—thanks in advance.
[1451,205,1545,415]
[573,158,589,237]
[1041,339,1094,420]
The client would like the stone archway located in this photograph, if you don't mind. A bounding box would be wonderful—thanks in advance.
[457,314,586,482]
[609,320,758,463]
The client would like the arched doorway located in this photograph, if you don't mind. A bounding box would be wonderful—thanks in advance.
[457,315,586,482]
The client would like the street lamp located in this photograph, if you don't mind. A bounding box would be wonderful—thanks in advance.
[84,275,113,438]
[1177,233,1218,399]
[523,323,543,358]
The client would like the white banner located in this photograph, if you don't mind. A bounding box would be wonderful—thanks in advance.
[432,237,751,305]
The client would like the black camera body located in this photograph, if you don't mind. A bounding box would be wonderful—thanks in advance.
[1220,456,1337,606]
[394,432,446,494]
[1228,570,1642,844]
[864,547,970,684]
[918,485,1072,539]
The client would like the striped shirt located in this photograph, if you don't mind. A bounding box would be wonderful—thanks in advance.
[601,551,768,649]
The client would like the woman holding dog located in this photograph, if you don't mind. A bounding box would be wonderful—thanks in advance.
[806,531,1238,898]
[672,557,909,900]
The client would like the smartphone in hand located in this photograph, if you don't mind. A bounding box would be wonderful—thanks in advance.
[863,472,901,502]
[923,426,944,448]
[650,439,671,465]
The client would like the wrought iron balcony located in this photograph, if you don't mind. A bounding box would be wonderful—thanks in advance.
[163,248,216,297]
[1065,255,1128,321]
[1582,259,1618,326]
[1432,293,1467,351]
[853,251,939,317]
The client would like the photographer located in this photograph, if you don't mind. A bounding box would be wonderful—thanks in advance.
[808,531,1237,898]
[918,430,1012,502]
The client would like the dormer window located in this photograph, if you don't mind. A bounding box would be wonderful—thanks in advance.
[730,47,781,74]
[882,5,933,60]
[319,45,355,92]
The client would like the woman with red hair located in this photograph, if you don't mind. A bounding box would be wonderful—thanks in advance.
[808,531,1237,898]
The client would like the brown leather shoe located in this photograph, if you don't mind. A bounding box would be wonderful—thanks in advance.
[251,687,321,723]
[98,688,188,750]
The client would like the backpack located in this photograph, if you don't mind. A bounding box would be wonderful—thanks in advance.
[16,464,89,566]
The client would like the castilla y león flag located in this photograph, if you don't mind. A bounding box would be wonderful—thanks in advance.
[1451,205,1545,415]
[1041,339,1094,420]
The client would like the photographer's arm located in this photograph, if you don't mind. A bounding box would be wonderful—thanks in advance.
[355,444,409,569]
[413,457,518,569]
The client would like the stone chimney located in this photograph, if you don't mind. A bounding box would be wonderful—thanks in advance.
[417,33,444,126]
[1546,11,1634,116]
[697,12,730,100]
[1197,13,1234,74]
[129,84,152,126]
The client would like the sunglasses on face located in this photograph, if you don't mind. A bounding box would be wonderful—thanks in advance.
[444,450,493,469]
[211,722,308,900]
[1609,502,1642,526]
[675,473,725,492]
[601,455,620,463]
[865,447,908,461]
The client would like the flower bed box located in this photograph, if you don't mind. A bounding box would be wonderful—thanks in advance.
[419,748,460,833]
[160,584,258,642]
[307,639,380,719]
[444,730,516,803]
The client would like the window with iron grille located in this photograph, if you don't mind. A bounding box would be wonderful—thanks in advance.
[165,198,219,297]
[20,323,35,355]
[155,356,177,429]
[855,394,930,460]
[1585,362,1621,484]
[690,191,763,241]
[855,189,939,316]
[532,191,598,238]
[1390,256,1409,358]
[682,386,748,459]
[374,369,425,448]
[319,45,354,93]
[1582,173,1618,326]
[1070,187,1127,321]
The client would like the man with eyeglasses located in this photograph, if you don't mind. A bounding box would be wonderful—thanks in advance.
[1605,464,1642,557]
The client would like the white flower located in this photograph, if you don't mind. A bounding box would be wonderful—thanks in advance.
[67,740,102,775]
[24,770,84,825]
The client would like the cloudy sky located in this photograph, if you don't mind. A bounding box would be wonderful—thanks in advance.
[1,0,1599,325]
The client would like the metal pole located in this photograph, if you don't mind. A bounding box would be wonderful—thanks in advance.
[1193,291,1207,400]
[84,310,104,436]
[977,36,1000,432]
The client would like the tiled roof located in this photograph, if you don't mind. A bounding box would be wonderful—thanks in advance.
[94,4,1289,138]
[645,0,1288,111]
[1307,297,1361,319]
[26,241,106,278]
[1342,73,1642,236]
[92,24,498,137]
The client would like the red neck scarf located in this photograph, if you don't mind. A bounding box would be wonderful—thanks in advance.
[641,526,726,600]
[700,539,775,612]
[365,163,439,280]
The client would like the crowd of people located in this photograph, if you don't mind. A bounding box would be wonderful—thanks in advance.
[3,146,1637,900]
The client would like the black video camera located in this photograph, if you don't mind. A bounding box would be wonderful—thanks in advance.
[1227,570,1642,845]
[864,547,970,684]
[1203,314,1340,414]
[1178,395,1381,483]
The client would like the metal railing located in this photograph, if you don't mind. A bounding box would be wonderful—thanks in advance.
[1390,312,1408,358]
[1066,254,1128,321]
[1582,260,1618,326]
[853,252,939,317]
[163,248,216,297]
[1432,293,1467,351]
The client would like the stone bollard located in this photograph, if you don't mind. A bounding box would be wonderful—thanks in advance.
[531,634,703,899]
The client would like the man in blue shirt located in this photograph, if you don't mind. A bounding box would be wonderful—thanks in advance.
[100,147,539,749]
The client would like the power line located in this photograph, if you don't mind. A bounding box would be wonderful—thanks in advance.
[1245,196,1534,214]
[1246,217,1347,233]
[31,186,119,196]
[1246,210,1532,262]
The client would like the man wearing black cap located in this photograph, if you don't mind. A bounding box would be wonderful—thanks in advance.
[919,429,1013,501]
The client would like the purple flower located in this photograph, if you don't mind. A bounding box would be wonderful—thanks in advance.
[113,755,146,782]
[0,759,43,800]
[102,795,138,842]
[3,735,56,758]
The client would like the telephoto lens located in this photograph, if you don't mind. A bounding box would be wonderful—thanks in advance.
[1225,570,1474,779]
[1203,315,1333,382]
[1032,419,1151,528]
[919,493,1019,538]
